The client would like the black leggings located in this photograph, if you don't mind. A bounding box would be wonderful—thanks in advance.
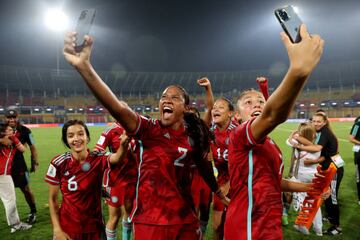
[324,166,344,226]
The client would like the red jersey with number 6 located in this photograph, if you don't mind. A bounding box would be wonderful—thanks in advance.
[128,114,198,225]
[45,150,110,234]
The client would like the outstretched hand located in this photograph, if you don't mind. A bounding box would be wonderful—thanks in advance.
[63,32,93,68]
[280,24,324,78]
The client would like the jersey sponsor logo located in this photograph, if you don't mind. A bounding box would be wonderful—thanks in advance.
[81,162,91,172]
[47,164,57,177]
[97,136,106,145]
[225,137,229,145]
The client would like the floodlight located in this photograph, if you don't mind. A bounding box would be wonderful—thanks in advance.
[44,8,69,32]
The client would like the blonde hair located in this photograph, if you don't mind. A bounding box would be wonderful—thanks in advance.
[298,122,316,142]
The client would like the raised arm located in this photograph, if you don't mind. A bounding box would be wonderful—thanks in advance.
[251,25,324,141]
[63,32,138,132]
[197,77,214,126]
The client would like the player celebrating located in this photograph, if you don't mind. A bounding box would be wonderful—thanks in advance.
[224,25,324,239]
[94,122,137,240]
[210,97,237,240]
[45,120,129,240]
[63,32,225,239]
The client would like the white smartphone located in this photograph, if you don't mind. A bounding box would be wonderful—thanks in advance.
[275,5,303,43]
[75,9,96,52]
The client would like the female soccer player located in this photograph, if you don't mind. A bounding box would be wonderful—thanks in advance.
[63,34,224,239]
[94,122,137,240]
[0,123,32,233]
[224,25,324,240]
[210,97,237,240]
[45,120,129,240]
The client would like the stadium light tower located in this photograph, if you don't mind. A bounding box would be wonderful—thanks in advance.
[44,8,69,75]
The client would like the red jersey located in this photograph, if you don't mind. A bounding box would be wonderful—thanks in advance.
[210,120,238,186]
[45,151,110,234]
[95,123,137,188]
[225,118,284,240]
[128,114,198,225]
[0,146,16,175]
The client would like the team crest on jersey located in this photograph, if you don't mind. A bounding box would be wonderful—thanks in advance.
[163,132,170,139]
[111,196,118,203]
[81,162,91,172]
[47,164,56,177]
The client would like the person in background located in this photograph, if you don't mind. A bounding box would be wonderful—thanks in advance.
[0,122,32,233]
[349,114,360,206]
[94,122,137,240]
[287,122,324,236]
[2,109,39,224]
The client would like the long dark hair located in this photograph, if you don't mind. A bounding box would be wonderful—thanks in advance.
[61,119,90,148]
[173,85,218,192]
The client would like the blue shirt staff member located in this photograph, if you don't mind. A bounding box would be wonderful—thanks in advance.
[349,115,360,206]
[2,109,39,224]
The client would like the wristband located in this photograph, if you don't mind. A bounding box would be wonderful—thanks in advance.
[10,136,20,146]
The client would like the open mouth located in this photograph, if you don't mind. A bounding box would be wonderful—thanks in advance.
[251,111,261,117]
[162,106,173,118]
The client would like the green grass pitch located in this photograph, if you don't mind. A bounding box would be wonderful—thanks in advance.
[1,122,359,239]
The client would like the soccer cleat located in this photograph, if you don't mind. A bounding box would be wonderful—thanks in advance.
[26,213,36,224]
[10,222,32,233]
[282,215,289,226]
[323,226,342,236]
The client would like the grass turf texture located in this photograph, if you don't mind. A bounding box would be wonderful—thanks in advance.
[1,122,359,239]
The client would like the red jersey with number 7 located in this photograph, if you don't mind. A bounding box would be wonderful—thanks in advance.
[128,114,198,225]
[45,150,110,234]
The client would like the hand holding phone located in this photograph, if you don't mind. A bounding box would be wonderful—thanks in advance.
[275,5,303,43]
[75,9,96,52]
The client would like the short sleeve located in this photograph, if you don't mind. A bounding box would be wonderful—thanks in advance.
[45,163,60,185]
[127,114,154,139]
[95,133,109,151]
[232,118,258,149]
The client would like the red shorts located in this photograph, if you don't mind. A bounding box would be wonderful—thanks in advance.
[105,181,136,208]
[191,172,212,209]
[58,231,104,240]
[133,222,201,240]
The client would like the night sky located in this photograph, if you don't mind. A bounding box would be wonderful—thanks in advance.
[0,0,359,72]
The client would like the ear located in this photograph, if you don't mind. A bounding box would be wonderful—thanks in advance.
[184,105,190,112]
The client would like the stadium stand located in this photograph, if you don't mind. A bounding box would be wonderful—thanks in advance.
[1,61,360,123]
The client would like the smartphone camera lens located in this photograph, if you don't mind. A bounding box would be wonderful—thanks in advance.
[278,9,290,21]
[79,10,88,20]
